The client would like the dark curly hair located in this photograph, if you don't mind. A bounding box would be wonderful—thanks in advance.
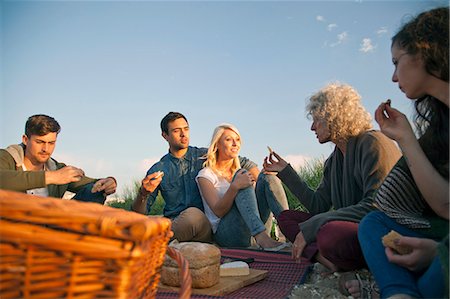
[392,7,449,178]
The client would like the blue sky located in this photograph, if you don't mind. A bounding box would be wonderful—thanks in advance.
[1,0,447,197]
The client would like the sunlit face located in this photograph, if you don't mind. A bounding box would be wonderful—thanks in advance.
[310,116,331,144]
[217,129,240,160]
[22,133,57,165]
[163,118,190,151]
[391,43,430,100]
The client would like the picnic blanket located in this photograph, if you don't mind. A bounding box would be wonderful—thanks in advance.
[156,248,312,299]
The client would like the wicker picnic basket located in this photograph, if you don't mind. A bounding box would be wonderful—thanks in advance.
[0,190,191,299]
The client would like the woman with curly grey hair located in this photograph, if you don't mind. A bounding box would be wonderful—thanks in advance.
[263,82,401,271]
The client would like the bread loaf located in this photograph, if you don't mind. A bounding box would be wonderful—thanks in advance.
[161,242,221,289]
[382,230,412,255]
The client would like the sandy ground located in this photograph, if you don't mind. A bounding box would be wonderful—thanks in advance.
[288,263,374,299]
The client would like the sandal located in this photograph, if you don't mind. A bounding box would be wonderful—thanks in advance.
[338,271,380,299]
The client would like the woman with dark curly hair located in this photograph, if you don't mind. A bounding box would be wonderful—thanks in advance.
[343,6,449,299]
[263,82,401,271]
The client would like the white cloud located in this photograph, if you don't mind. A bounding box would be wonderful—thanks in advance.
[327,23,337,31]
[330,31,348,47]
[316,15,325,22]
[337,31,348,42]
[376,27,388,36]
[360,38,375,53]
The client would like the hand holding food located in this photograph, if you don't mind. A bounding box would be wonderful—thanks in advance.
[263,148,288,173]
[382,230,412,255]
[141,171,164,194]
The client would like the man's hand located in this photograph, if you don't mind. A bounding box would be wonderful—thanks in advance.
[132,171,164,215]
[92,177,117,195]
[292,231,307,262]
[141,171,164,194]
[45,166,85,185]
[385,236,438,272]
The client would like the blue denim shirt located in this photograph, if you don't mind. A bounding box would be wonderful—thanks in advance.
[145,146,257,218]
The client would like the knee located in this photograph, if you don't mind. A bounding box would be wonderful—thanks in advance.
[257,172,281,187]
[359,211,386,235]
[317,221,358,253]
[182,207,209,227]
[278,210,291,223]
[317,222,338,253]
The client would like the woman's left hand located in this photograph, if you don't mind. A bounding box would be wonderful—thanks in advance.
[232,169,255,189]
[385,236,438,272]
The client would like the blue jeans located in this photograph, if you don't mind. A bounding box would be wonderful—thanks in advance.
[214,173,288,247]
[255,172,289,221]
[358,211,445,298]
[72,182,106,204]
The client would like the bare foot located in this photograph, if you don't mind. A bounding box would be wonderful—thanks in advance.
[254,231,284,249]
[345,279,363,298]
[338,272,380,299]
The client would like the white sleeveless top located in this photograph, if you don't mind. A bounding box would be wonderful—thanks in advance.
[196,167,231,233]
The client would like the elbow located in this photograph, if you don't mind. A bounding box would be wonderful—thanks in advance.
[436,203,449,220]
[214,209,226,218]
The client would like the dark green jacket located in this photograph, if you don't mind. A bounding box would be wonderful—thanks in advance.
[278,131,402,243]
[0,144,97,198]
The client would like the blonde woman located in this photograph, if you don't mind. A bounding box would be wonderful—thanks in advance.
[263,83,401,271]
[196,123,287,250]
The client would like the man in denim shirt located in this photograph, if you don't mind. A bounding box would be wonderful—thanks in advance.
[132,112,288,243]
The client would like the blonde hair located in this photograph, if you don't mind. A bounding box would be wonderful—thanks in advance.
[203,123,241,177]
[307,82,372,143]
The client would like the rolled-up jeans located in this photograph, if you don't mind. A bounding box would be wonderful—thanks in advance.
[214,172,289,247]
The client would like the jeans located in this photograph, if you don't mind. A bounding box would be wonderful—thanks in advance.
[72,182,106,204]
[255,172,289,221]
[214,173,288,247]
[358,211,445,298]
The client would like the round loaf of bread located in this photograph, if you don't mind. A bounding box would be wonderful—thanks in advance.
[161,242,221,289]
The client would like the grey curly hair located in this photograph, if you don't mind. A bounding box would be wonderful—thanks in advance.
[306,83,373,142]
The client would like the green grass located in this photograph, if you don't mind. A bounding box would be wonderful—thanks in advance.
[107,179,164,215]
[286,157,324,211]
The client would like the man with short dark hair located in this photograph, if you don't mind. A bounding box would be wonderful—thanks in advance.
[0,114,117,203]
[132,112,289,243]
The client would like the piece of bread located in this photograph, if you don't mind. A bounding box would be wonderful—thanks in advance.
[161,242,221,289]
[220,261,250,277]
[382,230,412,255]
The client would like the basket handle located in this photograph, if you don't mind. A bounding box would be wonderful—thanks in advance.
[167,247,192,299]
